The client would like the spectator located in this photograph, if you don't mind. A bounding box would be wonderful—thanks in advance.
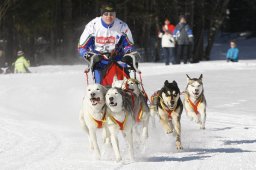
[158,18,175,65]
[173,15,193,64]
[14,51,31,73]
[226,40,239,62]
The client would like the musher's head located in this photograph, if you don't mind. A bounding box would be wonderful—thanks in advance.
[101,2,116,25]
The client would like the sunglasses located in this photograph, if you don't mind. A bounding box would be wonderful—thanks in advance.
[103,12,116,17]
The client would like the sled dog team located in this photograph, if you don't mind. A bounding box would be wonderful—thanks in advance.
[79,74,207,162]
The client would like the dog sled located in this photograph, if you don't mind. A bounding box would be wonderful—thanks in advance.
[84,51,143,86]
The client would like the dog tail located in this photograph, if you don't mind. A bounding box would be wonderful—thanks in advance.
[79,110,89,134]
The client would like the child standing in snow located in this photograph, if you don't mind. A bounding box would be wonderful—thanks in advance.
[226,40,239,62]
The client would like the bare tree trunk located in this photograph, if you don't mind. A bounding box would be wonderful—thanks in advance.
[5,11,14,64]
[62,0,73,60]
[204,0,230,60]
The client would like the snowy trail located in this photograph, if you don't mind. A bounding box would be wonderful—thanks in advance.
[0,61,256,170]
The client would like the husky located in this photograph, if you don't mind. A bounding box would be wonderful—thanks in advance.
[150,80,183,150]
[105,87,134,162]
[183,74,207,129]
[112,76,150,140]
[79,83,109,160]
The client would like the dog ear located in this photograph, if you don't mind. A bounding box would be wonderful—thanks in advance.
[186,74,191,83]
[199,74,203,80]
[172,80,177,86]
[164,80,169,86]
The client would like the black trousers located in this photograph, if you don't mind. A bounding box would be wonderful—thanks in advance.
[176,45,189,64]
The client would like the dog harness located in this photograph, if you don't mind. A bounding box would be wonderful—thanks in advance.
[186,95,202,115]
[109,112,128,130]
[88,109,107,128]
[160,99,176,120]
[136,103,143,122]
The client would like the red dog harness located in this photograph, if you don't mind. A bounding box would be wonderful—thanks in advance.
[109,113,128,130]
[88,109,106,128]
[160,99,176,119]
[186,95,202,115]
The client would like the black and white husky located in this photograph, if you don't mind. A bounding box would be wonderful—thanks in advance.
[150,80,183,150]
[105,87,135,162]
[79,84,109,160]
[183,74,207,129]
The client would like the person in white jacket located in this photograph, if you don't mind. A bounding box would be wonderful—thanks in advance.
[78,2,135,83]
[158,19,175,65]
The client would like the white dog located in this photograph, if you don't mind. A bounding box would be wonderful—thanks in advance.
[112,76,150,139]
[79,83,109,159]
[105,87,134,162]
[183,74,207,129]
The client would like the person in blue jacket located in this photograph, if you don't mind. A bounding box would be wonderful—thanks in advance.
[226,40,239,62]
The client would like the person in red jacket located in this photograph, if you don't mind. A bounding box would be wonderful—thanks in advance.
[162,18,175,35]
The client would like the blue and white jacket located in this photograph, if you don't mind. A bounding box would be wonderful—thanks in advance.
[78,17,134,60]
[173,23,193,45]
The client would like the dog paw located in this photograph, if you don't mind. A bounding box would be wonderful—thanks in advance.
[176,141,183,150]
[116,157,122,163]
[200,126,206,130]
[166,129,174,134]
[195,119,202,124]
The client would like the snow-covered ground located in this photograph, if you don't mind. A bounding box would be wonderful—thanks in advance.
[0,61,256,170]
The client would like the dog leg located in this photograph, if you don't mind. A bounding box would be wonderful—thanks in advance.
[172,116,183,150]
[103,127,111,145]
[79,110,89,134]
[79,110,93,150]
[109,127,122,162]
[200,111,206,130]
[89,129,101,160]
[159,116,173,134]
[142,112,149,140]
[124,129,134,161]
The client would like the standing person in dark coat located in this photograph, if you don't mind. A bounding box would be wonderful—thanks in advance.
[173,15,193,64]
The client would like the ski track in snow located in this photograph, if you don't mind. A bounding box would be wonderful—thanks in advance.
[0,61,256,170]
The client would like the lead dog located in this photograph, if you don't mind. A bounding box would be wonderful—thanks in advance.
[79,84,109,160]
[150,80,183,150]
[112,76,150,139]
[105,87,134,162]
[183,74,207,129]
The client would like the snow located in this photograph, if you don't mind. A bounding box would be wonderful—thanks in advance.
[1,60,256,170]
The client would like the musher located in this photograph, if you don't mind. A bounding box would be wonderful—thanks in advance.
[78,1,139,85]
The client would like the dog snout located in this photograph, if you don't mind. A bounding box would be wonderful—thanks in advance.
[91,92,96,97]
[171,101,175,105]
[195,89,199,92]
[109,97,114,101]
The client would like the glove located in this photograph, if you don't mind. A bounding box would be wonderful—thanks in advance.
[121,54,133,66]
[83,52,97,62]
